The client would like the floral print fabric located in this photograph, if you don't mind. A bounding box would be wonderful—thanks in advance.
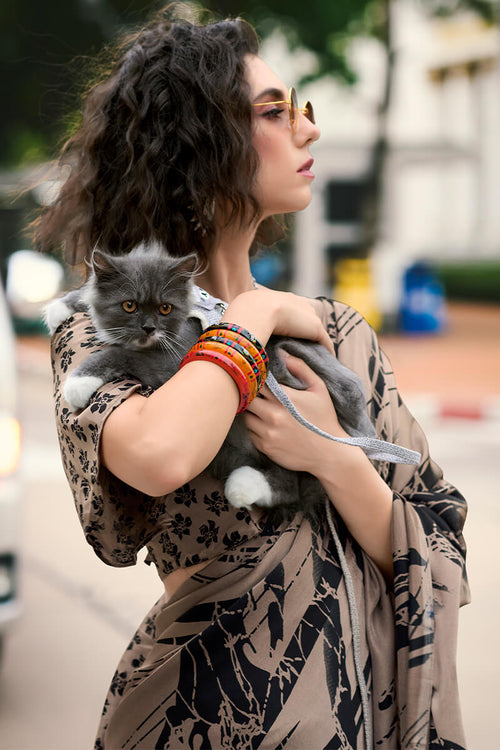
[51,299,469,749]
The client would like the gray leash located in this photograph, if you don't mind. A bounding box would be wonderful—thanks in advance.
[266,372,420,466]
[264,369,411,750]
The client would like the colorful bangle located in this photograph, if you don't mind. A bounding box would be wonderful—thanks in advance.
[179,323,270,413]
[191,339,260,400]
[179,347,252,413]
[204,323,269,368]
[197,334,264,388]
[200,325,269,386]
[199,328,268,379]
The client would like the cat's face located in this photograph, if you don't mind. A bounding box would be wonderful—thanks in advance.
[84,243,197,353]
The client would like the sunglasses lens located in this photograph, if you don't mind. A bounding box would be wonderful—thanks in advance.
[290,87,298,131]
[304,101,315,124]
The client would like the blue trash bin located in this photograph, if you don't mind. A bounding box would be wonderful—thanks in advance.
[400,261,446,334]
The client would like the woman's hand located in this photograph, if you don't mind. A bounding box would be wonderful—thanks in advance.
[221,289,333,354]
[243,353,349,476]
[244,353,394,579]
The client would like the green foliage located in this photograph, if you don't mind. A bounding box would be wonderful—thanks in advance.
[420,0,496,22]
[2,0,496,167]
[201,0,387,83]
[0,0,161,167]
[437,261,500,303]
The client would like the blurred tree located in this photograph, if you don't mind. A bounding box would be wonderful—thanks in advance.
[0,0,407,167]
[203,0,497,254]
[2,0,497,258]
[0,0,157,167]
[200,1,380,83]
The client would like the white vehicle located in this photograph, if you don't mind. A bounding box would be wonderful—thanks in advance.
[0,279,22,663]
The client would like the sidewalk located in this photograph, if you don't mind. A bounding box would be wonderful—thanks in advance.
[17,301,500,420]
[379,302,500,420]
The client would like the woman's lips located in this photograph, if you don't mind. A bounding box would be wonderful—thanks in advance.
[297,158,314,178]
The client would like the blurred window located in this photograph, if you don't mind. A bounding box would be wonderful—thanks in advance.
[325,180,365,223]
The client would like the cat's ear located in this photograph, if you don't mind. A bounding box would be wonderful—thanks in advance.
[172,253,199,277]
[91,248,116,277]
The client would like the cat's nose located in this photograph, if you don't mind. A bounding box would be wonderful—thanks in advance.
[142,325,156,335]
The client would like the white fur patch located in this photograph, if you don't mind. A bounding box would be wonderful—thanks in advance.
[44,298,72,334]
[225,466,273,509]
[64,375,104,411]
[189,309,209,329]
[81,284,95,308]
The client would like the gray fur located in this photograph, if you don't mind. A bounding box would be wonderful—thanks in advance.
[47,243,377,511]
[210,336,376,510]
[46,243,201,409]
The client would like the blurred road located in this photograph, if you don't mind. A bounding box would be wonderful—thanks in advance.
[1,303,499,750]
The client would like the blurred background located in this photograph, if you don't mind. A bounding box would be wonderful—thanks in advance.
[0,0,498,748]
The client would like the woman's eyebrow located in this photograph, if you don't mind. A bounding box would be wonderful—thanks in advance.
[253,86,287,103]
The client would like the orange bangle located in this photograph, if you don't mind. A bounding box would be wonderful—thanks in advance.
[202,325,268,366]
[204,323,269,366]
[198,328,268,387]
[194,340,260,401]
[180,347,254,412]
[197,333,265,388]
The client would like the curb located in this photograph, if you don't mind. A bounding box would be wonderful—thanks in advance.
[405,395,500,422]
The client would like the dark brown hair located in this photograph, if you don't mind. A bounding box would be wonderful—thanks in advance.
[34,5,280,267]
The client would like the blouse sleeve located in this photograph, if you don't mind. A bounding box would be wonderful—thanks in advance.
[316,298,469,747]
[51,311,159,567]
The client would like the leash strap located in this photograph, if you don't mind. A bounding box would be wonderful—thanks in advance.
[266,372,420,465]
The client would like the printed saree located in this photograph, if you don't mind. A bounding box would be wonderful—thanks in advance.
[50,298,469,749]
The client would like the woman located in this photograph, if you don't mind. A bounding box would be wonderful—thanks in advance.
[37,6,469,749]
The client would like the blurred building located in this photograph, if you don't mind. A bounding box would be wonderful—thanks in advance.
[265,2,500,316]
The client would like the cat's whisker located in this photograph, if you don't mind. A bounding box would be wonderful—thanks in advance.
[157,336,182,359]
[160,332,184,350]
[99,328,134,346]
[164,331,185,344]
[160,281,184,297]
[160,336,187,360]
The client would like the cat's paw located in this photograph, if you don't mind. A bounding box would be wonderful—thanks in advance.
[64,374,104,411]
[44,298,73,334]
[225,467,273,509]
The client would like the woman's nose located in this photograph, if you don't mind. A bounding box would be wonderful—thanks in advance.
[296,112,320,143]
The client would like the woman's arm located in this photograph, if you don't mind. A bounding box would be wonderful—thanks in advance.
[244,354,394,578]
[101,288,333,497]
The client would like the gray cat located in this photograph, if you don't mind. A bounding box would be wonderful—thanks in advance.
[46,242,376,512]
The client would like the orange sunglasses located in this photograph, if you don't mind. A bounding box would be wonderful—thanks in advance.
[253,87,315,133]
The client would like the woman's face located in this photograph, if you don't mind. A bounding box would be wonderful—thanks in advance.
[246,55,321,218]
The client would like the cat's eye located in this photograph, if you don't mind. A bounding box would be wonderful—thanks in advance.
[122,300,137,313]
[159,303,172,315]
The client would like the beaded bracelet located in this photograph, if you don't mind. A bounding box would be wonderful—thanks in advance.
[200,326,269,384]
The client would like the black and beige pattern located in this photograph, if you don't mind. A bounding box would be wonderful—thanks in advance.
[51,299,469,749]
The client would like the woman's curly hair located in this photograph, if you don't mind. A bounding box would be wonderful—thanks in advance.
[34,5,280,267]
